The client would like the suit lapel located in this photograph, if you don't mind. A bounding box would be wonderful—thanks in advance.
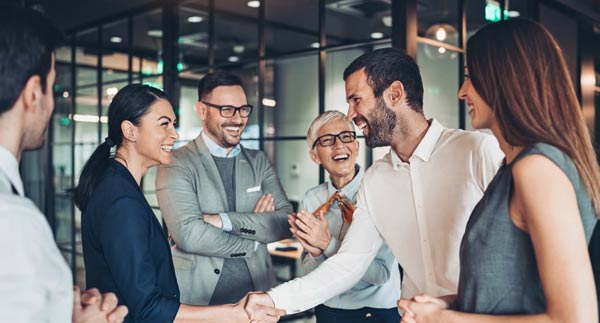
[193,136,229,209]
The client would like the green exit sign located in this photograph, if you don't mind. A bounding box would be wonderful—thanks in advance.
[485,1,501,22]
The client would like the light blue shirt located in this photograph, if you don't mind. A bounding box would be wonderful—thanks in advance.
[200,131,238,232]
[300,164,401,310]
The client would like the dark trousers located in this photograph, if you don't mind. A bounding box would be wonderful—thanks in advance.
[315,304,400,323]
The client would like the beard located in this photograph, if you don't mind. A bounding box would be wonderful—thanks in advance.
[363,97,397,148]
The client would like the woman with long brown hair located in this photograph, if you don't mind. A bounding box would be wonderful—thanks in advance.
[399,18,599,323]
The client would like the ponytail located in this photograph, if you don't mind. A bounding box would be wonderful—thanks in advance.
[73,137,115,211]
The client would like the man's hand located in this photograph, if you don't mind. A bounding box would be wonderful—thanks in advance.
[288,213,323,257]
[244,292,285,323]
[73,287,128,323]
[292,210,332,251]
[253,193,275,213]
[79,288,128,323]
[203,214,223,228]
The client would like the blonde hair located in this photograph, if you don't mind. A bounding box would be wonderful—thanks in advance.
[306,111,355,149]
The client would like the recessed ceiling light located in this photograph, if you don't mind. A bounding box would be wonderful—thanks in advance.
[110,36,122,43]
[228,56,240,62]
[382,16,392,27]
[62,91,69,98]
[507,10,520,17]
[262,98,276,107]
[247,0,260,8]
[233,45,245,54]
[370,32,384,39]
[187,16,203,23]
[438,47,447,54]
[147,30,163,38]
[310,42,320,48]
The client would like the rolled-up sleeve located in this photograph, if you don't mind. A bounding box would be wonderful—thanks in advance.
[99,198,179,322]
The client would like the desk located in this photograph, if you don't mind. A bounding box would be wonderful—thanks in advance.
[268,239,303,280]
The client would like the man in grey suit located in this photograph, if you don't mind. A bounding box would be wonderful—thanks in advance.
[156,70,293,306]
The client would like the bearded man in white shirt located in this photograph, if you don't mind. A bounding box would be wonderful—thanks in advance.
[0,6,127,323]
[245,48,504,320]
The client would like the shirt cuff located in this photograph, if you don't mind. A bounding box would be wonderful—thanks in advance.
[219,212,232,232]
[267,289,302,314]
[323,236,340,258]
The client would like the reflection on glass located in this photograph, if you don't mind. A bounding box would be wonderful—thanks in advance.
[265,140,318,206]
[264,54,318,138]
[179,0,209,71]
[134,10,162,76]
[417,42,459,129]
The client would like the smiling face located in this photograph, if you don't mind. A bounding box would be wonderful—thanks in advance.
[133,98,179,167]
[310,118,359,181]
[458,69,495,130]
[198,85,248,149]
[345,68,396,148]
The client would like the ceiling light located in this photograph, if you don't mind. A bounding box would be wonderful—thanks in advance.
[70,114,108,123]
[110,36,122,43]
[262,98,276,107]
[247,1,260,8]
[370,32,384,39]
[228,56,240,62]
[147,30,163,38]
[106,87,118,96]
[62,91,69,99]
[425,23,457,43]
[507,10,520,18]
[310,42,320,49]
[382,16,392,28]
[233,45,245,54]
[187,16,203,23]
[435,28,447,41]
[438,47,447,54]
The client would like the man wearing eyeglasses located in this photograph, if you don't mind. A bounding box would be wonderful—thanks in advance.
[156,70,293,306]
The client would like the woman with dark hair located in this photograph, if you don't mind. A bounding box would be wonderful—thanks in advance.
[398,18,599,323]
[74,84,284,323]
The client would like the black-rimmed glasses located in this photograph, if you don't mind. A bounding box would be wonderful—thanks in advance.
[312,131,357,148]
[202,101,253,118]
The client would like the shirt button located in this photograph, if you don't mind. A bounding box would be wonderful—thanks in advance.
[214,269,220,274]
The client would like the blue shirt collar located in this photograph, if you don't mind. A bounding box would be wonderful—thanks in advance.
[201,131,241,158]
[326,164,363,198]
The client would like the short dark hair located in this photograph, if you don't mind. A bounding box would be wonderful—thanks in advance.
[343,48,424,113]
[197,70,243,101]
[0,6,63,115]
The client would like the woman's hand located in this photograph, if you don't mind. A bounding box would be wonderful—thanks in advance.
[398,294,448,323]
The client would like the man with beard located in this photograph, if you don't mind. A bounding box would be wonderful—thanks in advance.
[156,70,293,306]
[243,48,504,320]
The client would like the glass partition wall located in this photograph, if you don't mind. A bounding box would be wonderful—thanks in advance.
[43,0,598,286]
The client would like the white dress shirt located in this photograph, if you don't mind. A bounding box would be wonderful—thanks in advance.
[268,119,504,313]
[0,145,73,322]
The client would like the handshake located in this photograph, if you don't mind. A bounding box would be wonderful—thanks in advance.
[237,292,285,323]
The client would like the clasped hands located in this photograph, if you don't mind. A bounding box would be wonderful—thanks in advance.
[73,286,128,323]
[397,294,453,323]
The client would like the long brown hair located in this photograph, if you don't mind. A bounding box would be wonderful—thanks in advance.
[467,18,600,217]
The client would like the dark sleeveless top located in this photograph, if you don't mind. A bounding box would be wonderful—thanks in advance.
[454,143,597,314]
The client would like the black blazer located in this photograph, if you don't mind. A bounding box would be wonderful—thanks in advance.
[82,160,180,323]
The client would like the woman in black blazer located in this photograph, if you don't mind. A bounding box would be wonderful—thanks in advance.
[73,84,284,323]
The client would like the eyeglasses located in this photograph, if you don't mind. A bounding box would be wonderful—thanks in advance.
[202,101,253,118]
[312,131,357,148]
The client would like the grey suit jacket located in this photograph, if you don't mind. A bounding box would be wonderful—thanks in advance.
[156,136,293,305]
